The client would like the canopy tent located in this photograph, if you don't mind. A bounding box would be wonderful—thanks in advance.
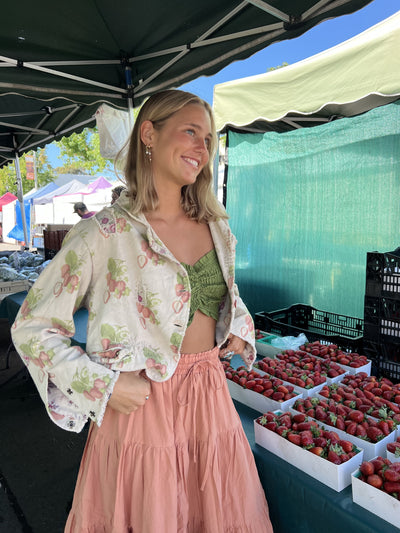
[0,0,373,167]
[79,176,113,194]
[0,192,17,211]
[211,12,400,321]
[213,10,400,132]
[32,179,87,205]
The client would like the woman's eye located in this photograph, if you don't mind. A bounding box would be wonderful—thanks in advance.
[186,129,195,136]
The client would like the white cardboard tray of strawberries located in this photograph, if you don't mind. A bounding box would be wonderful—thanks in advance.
[351,462,400,529]
[254,415,364,492]
[314,354,372,376]
[386,450,400,463]
[254,367,326,399]
[289,407,396,461]
[227,379,300,413]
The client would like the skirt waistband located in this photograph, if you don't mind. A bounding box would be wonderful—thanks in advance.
[175,346,220,373]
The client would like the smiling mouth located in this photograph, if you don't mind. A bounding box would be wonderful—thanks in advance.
[182,156,199,168]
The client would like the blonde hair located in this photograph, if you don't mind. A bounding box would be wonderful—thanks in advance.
[117,89,227,222]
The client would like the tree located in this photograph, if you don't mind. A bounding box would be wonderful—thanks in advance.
[0,149,54,197]
[268,61,289,72]
[54,128,114,175]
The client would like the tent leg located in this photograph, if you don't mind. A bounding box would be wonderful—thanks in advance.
[15,155,29,249]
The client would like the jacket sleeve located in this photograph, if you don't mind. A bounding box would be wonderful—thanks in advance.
[11,224,119,433]
[229,282,257,369]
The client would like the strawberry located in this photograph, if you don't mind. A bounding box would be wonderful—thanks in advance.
[292,413,306,423]
[377,419,390,436]
[327,444,343,465]
[287,432,301,446]
[367,474,383,489]
[309,446,324,457]
[348,410,364,423]
[300,430,314,447]
[339,440,353,453]
[366,426,385,442]
[296,422,312,431]
[384,469,400,482]
[387,442,400,454]
[355,424,367,438]
[360,461,375,476]
[383,481,400,494]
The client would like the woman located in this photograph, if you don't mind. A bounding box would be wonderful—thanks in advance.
[11,90,273,532]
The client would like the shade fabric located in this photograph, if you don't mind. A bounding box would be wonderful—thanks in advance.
[213,10,400,132]
[0,0,373,166]
[226,100,400,319]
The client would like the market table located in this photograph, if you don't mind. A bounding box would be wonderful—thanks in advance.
[0,291,88,348]
[235,399,399,533]
[1,296,398,532]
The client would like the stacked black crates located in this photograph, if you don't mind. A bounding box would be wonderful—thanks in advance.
[363,251,400,382]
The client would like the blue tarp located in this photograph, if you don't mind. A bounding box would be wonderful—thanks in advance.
[8,182,58,242]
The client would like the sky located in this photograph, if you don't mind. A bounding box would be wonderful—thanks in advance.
[180,0,399,105]
[48,0,399,167]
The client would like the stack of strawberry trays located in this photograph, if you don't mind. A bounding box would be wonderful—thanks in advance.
[291,397,396,461]
[299,340,372,375]
[254,410,364,491]
[351,456,400,529]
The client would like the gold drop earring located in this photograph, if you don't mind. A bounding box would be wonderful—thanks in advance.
[145,145,152,162]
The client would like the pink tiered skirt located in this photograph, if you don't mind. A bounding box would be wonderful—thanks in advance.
[65,347,273,532]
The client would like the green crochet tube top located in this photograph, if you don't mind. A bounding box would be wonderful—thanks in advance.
[181,248,227,327]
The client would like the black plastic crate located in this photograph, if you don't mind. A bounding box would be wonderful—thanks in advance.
[379,361,400,384]
[365,252,400,299]
[254,304,363,353]
[363,295,400,344]
[363,338,400,363]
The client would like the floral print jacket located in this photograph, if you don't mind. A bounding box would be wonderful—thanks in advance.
[11,194,256,432]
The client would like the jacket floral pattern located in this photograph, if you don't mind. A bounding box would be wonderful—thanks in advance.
[11,194,256,432]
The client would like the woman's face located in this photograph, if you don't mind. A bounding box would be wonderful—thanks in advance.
[146,103,212,189]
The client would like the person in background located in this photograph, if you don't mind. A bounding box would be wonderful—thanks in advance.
[11,89,274,533]
[110,185,126,205]
[73,202,96,219]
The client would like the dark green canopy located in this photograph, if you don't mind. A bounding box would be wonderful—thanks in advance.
[0,0,373,166]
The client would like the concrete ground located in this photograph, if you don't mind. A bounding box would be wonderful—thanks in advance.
[0,318,88,533]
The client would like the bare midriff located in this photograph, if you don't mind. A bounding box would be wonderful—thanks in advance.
[180,310,217,354]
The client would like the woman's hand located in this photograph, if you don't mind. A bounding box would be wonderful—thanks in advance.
[107,370,151,415]
[220,334,246,359]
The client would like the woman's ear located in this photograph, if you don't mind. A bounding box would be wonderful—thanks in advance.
[140,120,154,146]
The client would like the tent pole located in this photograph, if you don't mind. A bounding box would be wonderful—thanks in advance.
[124,64,135,130]
[14,154,29,249]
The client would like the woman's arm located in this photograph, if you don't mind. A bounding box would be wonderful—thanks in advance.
[11,224,118,432]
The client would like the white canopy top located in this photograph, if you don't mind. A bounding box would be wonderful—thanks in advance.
[213,11,400,132]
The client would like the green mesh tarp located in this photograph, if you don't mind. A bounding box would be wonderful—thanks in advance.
[226,101,400,319]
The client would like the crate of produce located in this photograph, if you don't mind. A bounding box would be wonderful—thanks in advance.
[351,459,400,529]
[365,251,400,299]
[254,304,363,353]
[255,411,364,492]
[0,280,30,300]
